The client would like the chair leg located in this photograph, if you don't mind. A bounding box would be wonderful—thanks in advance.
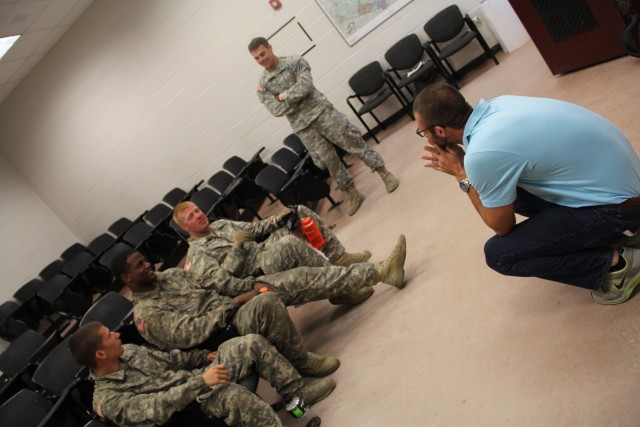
[357,114,380,144]
[326,195,343,210]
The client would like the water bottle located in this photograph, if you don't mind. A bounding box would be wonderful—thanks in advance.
[284,396,321,427]
[300,217,325,249]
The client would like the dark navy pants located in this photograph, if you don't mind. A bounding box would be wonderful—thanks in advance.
[484,188,640,290]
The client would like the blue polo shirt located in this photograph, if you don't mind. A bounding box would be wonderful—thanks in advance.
[462,96,640,208]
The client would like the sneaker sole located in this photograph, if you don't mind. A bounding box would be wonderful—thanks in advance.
[592,270,640,305]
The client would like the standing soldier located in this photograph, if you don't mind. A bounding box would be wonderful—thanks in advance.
[249,37,399,216]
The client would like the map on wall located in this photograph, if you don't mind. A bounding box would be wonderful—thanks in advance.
[315,0,413,46]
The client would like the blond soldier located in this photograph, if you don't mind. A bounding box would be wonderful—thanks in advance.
[175,201,378,305]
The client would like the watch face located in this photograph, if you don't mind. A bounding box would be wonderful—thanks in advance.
[459,179,470,192]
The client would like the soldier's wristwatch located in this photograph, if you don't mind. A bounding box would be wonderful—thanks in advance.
[459,178,471,193]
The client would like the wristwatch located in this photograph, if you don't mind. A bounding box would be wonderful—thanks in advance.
[459,178,471,193]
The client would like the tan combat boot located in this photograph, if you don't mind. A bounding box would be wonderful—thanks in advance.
[345,184,365,216]
[376,166,399,193]
[328,287,374,305]
[300,378,336,406]
[332,250,372,266]
[374,234,407,288]
[296,352,340,377]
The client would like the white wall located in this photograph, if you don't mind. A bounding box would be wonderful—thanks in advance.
[0,153,77,302]
[0,0,485,291]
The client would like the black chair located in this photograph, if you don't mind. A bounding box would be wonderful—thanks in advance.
[38,259,64,282]
[255,164,342,210]
[283,134,307,157]
[0,330,60,406]
[80,292,144,346]
[0,300,41,341]
[347,61,413,144]
[0,388,55,427]
[60,243,89,263]
[28,336,93,426]
[107,217,133,239]
[87,233,116,258]
[222,147,267,180]
[62,250,112,295]
[36,274,93,319]
[162,187,188,208]
[143,204,186,264]
[384,33,440,97]
[13,278,45,314]
[423,4,499,83]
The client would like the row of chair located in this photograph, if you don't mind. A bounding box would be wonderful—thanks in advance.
[346,4,499,143]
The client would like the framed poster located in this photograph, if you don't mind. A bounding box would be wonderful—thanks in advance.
[315,0,413,46]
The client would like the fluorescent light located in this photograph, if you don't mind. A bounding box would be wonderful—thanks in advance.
[0,35,20,60]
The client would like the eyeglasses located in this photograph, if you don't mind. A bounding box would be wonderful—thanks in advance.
[416,124,439,138]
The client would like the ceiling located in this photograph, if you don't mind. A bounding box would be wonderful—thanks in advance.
[0,0,94,105]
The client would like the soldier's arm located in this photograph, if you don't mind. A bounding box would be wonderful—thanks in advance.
[257,84,295,117]
[280,57,315,105]
[97,377,207,427]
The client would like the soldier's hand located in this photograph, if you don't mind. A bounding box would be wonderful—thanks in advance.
[274,208,293,226]
[233,230,254,248]
[202,364,231,387]
[206,351,218,362]
[232,290,258,305]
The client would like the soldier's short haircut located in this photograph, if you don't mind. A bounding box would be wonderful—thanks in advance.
[110,248,136,280]
[413,83,473,130]
[172,201,195,226]
[248,37,269,52]
[68,321,103,369]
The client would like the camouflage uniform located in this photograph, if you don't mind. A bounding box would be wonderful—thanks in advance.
[132,265,377,352]
[186,205,345,284]
[257,55,385,191]
[92,334,303,426]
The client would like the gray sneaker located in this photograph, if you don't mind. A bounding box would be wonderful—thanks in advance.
[592,247,640,305]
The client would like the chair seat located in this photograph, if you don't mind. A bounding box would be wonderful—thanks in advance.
[356,87,395,114]
[394,60,436,88]
[436,30,478,59]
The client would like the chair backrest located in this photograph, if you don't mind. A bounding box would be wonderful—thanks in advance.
[80,292,133,331]
[255,165,290,197]
[207,170,235,194]
[0,300,40,339]
[283,134,307,156]
[108,217,133,238]
[162,187,188,207]
[424,4,465,42]
[39,260,64,282]
[122,222,152,247]
[143,203,172,228]
[60,243,88,263]
[0,330,46,377]
[31,336,86,397]
[348,61,387,96]
[223,156,247,177]
[0,388,54,427]
[14,278,44,303]
[271,148,303,175]
[385,34,426,70]
[87,233,116,257]
[98,242,133,271]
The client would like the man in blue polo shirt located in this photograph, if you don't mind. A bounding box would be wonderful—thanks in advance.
[413,83,640,304]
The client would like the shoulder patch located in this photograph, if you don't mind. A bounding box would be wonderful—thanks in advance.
[93,401,104,418]
[135,318,145,333]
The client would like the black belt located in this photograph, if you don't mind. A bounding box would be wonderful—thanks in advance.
[620,197,640,207]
